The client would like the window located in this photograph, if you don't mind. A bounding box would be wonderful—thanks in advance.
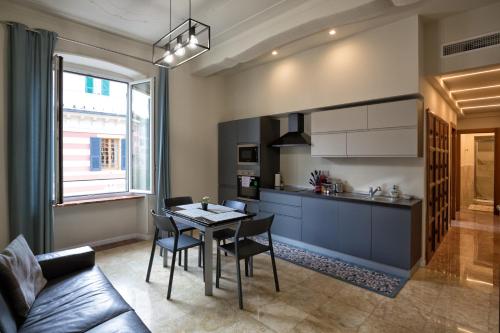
[60,71,153,198]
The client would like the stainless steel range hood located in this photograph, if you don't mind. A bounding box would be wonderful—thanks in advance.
[270,113,311,147]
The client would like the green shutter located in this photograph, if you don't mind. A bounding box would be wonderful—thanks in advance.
[85,77,94,94]
[102,80,110,96]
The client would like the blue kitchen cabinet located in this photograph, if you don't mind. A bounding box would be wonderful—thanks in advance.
[237,118,261,144]
[301,197,339,251]
[218,121,238,187]
[259,191,302,241]
[338,201,372,260]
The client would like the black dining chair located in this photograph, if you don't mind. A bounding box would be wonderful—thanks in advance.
[146,210,204,300]
[197,200,248,266]
[215,214,279,309]
[164,196,198,267]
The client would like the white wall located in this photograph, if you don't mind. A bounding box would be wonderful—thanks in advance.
[0,24,8,249]
[223,15,420,120]
[0,0,225,249]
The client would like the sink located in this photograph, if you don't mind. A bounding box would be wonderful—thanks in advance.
[370,196,398,203]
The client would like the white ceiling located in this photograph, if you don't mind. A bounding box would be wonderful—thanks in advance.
[11,0,309,45]
[9,0,500,75]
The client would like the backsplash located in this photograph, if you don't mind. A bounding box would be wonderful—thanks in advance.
[278,114,424,198]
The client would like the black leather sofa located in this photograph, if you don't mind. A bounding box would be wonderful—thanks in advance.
[0,246,150,333]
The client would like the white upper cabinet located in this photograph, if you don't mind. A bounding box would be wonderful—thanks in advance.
[347,129,418,157]
[311,133,347,157]
[367,99,419,129]
[309,98,423,158]
[311,106,367,133]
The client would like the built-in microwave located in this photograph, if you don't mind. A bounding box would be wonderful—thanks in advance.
[237,144,259,165]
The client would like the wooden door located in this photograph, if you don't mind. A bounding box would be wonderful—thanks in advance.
[450,126,457,220]
[426,111,450,263]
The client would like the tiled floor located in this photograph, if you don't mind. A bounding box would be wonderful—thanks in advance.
[96,210,499,332]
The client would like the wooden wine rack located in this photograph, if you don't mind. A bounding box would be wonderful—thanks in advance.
[426,111,450,263]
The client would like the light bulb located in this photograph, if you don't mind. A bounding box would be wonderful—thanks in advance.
[188,34,198,50]
[163,50,174,64]
[174,43,185,57]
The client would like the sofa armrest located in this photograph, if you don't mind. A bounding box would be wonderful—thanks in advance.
[36,246,95,280]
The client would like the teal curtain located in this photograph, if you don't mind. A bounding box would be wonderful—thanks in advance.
[155,68,171,211]
[7,23,57,254]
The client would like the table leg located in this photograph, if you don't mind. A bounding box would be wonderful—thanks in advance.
[204,229,213,296]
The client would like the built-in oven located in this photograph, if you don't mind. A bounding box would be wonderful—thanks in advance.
[237,170,260,200]
[237,144,259,165]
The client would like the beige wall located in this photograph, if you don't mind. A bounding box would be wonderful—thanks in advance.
[223,15,420,121]
[458,115,500,130]
[0,0,225,249]
[0,24,8,249]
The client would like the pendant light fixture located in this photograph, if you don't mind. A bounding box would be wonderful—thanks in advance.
[152,0,210,68]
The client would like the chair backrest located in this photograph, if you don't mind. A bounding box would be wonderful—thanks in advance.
[151,210,178,235]
[235,214,274,238]
[164,196,193,208]
[222,200,247,213]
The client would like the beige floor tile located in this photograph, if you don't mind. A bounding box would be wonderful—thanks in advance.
[250,300,309,332]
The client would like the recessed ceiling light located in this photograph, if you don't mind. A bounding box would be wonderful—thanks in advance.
[329,29,336,36]
[271,50,278,56]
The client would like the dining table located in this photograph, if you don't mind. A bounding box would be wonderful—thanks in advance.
[161,203,254,296]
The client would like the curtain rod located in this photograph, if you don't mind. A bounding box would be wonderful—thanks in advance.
[1,21,153,64]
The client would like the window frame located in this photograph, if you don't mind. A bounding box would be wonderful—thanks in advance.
[57,68,155,201]
[128,78,155,194]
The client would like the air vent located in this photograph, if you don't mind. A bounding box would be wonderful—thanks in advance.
[442,31,500,57]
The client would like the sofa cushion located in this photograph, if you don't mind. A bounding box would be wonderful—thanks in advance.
[85,310,150,333]
[0,235,47,319]
[19,266,133,333]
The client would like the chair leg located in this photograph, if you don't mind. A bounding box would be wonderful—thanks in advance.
[236,259,243,309]
[145,240,156,282]
[216,243,220,288]
[160,247,163,257]
[167,250,177,300]
[249,256,253,277]
[223,239,227,256]
[163,248,168,268]
[270,248,280,292]
[184,249,188,271]
[244,258,249,277]
[178,250,182,266]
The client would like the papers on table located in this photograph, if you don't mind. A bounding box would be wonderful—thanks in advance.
[175,209,214,218]
[204,211,247,222]
[176,203,236,212]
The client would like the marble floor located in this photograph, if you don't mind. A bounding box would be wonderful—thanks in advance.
[95,210,499,333]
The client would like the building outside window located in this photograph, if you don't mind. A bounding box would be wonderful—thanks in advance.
[62,72,152,197]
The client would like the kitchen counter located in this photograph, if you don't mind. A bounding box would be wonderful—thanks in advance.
[260,186,421,208]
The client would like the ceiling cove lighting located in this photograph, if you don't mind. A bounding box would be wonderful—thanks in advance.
[462,103,500,110]
[271,50,278,56]
[456,95,500,102]
[442,67,500,80]
[450,84,500,93]
[329,29,337,36]
[152,0,210,69]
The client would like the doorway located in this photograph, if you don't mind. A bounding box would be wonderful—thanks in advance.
[459,132,495,213]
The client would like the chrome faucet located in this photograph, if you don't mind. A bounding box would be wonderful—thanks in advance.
[368,186,382,198]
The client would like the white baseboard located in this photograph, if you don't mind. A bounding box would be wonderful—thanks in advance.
[59,233,153,251]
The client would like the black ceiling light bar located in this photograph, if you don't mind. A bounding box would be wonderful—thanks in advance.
[152,0,210,69]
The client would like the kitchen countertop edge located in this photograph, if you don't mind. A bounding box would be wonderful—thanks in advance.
[260,187,421,208]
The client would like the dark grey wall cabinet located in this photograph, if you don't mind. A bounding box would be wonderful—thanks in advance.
[218,185,237,204]
[237,118,260,143]
[302,197,339,251]
[218,121,238,187]
[338,201,372,260]
[372,203,422,269]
